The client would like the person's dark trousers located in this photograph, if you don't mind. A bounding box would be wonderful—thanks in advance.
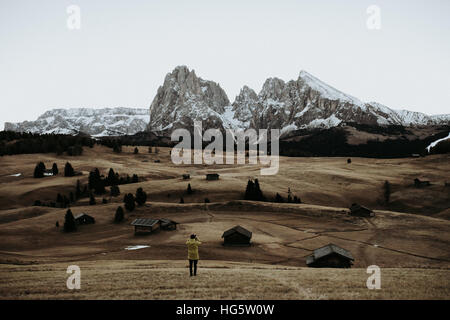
[189,259,198,276]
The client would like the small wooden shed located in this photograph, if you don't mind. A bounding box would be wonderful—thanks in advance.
[414,178,430,187]
[306,243,354,268]
[206,173,220,181]
[131,218,160,235]
[74,213,95,225]
[159,218,178,231]
[349,203,374,217]
[222,225,252,246]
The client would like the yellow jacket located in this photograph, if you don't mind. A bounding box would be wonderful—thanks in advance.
[186,238,201,260]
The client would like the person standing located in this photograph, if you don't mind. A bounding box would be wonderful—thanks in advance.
[186,234,201,276]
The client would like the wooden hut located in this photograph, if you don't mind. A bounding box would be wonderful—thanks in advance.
[131,218,160,235]
[159,218,178,231]
[206,173,220,181]
[414,178,430,187]
[349,203,374,217]
[74,213,95,225]
[306,243,354,268]
[222,225,252,246]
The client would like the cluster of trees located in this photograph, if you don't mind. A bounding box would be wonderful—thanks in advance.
[244,179,265,201]
[123,188,148,212]
[273,189,302,203]
[428,139,450,155]
[34,179,89,208]
[88,168,139,195]
[279,126,450,158]
[244,180,302,204]
[33,162,76,178]
[0,131,94,156]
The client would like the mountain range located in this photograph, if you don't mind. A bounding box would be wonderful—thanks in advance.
[5,66,450,136]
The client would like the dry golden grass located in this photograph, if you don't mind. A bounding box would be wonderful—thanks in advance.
[0,260,448,300]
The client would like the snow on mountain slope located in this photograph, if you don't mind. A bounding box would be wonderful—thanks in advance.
[4,67,449,137]
[4,108,149,136]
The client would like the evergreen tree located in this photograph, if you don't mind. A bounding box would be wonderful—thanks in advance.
[135,187,147,206]
[245,180,255,200]
[254,179,264,201]
[274,193,284,203]
[89,193,96,205]
[383,180,391,204]
[110,185,120,197]
[124,193,136,212]
[114,206,124,223]
[134,147,139,154]
[187,183,193,195]
[34,162,46,178]
[63,209,77,232]
[64,162,75,177]
[52,163,59,175]
[148,146,152,153]
[132,174,139,183]
[113,142,122,153]
[56,193,63,204]
[179,197,184,204]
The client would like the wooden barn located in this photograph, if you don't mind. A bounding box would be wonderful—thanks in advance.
[206,173,219,181]
[131,218,160,235]
[414,178,430,187]
[349,203,374,217]
[74,213,95,225]
[159,218,178,231]
[222,225,252,246]
[306,243,354,268]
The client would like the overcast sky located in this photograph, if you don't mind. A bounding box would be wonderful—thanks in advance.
[1,0,449,129]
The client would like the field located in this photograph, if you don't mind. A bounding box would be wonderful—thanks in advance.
[0,145,449,299]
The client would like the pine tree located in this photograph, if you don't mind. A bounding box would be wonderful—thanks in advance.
[56,193,63,204]
[132,174,139,183]
[148,146,152,153]
[134,147,139,154]
[52,163,59,175]
[114,206,124,223]
[89,193,96,205]
[135,188,147,206]
[34,162,46,178]
[124,193,136,212]
[245,180,255,200]
[107,168,117,186]
[274,193,284,203]
[63,209,77,232]
[179,197,184,204]
[110,185,120,197]
[254,179,264,201]
[64,162,75,177]
[187,183,193,195]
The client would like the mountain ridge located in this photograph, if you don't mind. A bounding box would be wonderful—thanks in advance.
[4,66,450,136]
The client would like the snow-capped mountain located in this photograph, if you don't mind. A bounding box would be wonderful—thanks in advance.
[147,66,449,135]
[4,108,149,136]
[4,66,449,137]
[147,66,230,132]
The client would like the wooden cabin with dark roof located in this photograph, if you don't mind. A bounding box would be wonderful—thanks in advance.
[206,173,220,181]
[306,243,354,268]
[159,218,178,231]
[222,225,252,246]
[349,203,374,217]
[74,213,95,225]
[131,218,160,235]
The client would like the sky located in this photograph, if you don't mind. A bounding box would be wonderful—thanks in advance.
[1,0,449,130]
